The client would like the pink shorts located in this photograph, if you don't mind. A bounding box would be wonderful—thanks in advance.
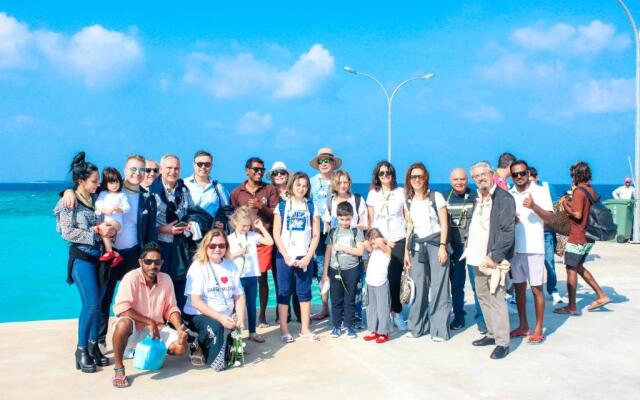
[511,253,545,287]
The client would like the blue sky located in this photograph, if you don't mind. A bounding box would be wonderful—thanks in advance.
[0,0,638,184]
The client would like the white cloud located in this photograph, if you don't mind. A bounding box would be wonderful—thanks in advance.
[481,53,564,82]
[573,78,634,113]
[512,20,629,54]
[0,12,142,88]
[235,111,273,134]
[184,43,335,99]
[462,104,503,122]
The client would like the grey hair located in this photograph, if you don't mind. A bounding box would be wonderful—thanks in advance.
[470,161,493,174]
[160,154,180,166]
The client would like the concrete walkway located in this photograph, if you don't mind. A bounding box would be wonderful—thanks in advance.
[2,241,639,399]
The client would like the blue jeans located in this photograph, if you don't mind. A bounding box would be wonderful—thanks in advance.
[544,231,558,295]
[240,276,258,334]
[466,265,485,325]
[72,251,104,347]
[450,242,466,319]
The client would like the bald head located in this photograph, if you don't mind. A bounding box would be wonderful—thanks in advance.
[450,168,468,194]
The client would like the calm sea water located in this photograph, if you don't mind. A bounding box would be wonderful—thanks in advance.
[0,181,618,323]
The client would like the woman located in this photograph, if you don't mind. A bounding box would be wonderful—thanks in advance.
[183,229,246,371]
[403,162,450,341]
[273,172,321,343]
[366,161,408,330]
[326,170,367,230]
[54,152,112,373]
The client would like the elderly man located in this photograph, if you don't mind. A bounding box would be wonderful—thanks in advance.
[467,161,515,359]
[612,177,635,200]
[184,150,230,227]
[445,167,484,332]
[111,242,188,388]
[141,159,159,190]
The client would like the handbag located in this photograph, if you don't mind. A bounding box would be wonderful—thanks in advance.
[400,270,415,305]
[545,201,571,236]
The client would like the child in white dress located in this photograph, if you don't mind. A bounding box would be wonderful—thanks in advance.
[95,167,129,267]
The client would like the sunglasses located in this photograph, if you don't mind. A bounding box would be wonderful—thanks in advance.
[250,167,265,173]
[142,258,163,266]
[318,158,333,165]
[511,171,529,178]
[271,169,288,177]
[410,175,425,181]
[378,170,392,178]
[207,243,227,250]
[195,162,212,168]
[145,168,159,174]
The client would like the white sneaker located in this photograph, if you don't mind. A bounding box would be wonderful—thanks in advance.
[123,348,135,359]
[431,336,445,342]
[552,293,567,305]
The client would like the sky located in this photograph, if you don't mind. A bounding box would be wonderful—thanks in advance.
[0,0,638,184]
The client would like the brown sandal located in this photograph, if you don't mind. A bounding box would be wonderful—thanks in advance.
[587,297,611,311]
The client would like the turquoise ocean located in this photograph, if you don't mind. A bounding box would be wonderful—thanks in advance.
[0,181,618,323]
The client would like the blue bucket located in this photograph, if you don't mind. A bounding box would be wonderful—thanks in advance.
[133,337,167,371]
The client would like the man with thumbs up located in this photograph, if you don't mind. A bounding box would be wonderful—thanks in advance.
[508,160,554,345]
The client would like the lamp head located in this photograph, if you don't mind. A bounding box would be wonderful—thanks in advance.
[343,66,358,74]
[421,72,435,80]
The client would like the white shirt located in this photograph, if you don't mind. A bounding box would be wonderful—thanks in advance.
[275,198,318,258]
[95,191,130,215]
[326,194,368,229]
[365,248,390,286]
[408,192,446,238]
[184,259,244,317]
[228,231,261,278]
[367,188,406,242]
[466,187,495,266]
[114,189,139,250]
[509,183,553,254]
[612,185,635,200]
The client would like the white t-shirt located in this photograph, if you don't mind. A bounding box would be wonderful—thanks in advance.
[408,192,446,238]
[184,259,244,317]
[366,188,406,242]
[466,189,493,267]
[228,231,260,278]
[96,191,130,227]
[114,189,139,250]
[365,248,390,286]
[275,198,319,258]
[326,194,368,229]
[509,183,553,254]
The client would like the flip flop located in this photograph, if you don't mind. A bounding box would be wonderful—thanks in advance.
[189,349,205,366]
[553,307,580,316]
[509,328,529,338]
[527,334,545,345]
[112,367,130,388]
[299,332,320,341]
[280,333,294,344]
[587,298,611,312]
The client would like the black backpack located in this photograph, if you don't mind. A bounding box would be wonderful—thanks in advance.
[578,187,617,241]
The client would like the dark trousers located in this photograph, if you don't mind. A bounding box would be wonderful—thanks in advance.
[159,241,187,312]
[97,245,140,342]
[449,242,466,319]
[184,314,227,372]
[240,276,258,334]
[329,266,360,329]
[388,238,406,314]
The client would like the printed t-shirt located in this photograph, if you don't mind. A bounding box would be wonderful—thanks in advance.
[446,189,476,245]
[275,198,319,258]
[325,227,364,270]
[184,259,244,317]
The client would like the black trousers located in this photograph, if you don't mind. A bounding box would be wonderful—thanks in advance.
[388,238,406,314]
[329,266,360,329]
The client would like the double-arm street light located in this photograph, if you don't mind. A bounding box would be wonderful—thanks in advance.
[344,66,434,163]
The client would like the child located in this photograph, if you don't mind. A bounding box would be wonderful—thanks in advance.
[363,228,393,343]
[95,167,129,267]
[228,206,274,343]
[322,202,365,338]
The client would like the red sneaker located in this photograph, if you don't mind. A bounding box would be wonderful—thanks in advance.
[363,332,379,341]
[109,254,124,268]
[99,251,116,261]
[375,334,389,344]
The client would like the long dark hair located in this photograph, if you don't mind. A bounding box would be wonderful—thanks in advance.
[404,162,430,200]
[370,161,397,191]
[70,152,98,186]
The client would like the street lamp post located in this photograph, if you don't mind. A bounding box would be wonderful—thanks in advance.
[615,0,640,243]
[344,66,434,162]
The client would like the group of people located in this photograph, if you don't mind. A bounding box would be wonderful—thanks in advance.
[54,148,613,388]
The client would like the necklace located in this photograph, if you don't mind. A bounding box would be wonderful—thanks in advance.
[75,191,94,209]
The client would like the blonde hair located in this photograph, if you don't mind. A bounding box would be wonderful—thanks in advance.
[193,228,230,262]
[330,170,352,196]
[230,206,252,230]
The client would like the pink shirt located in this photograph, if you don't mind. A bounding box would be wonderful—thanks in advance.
[114,268,181,332]
[493,173,508,191]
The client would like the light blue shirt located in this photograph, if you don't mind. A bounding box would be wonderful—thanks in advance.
[184,175,230,217]
[310,173,331,231]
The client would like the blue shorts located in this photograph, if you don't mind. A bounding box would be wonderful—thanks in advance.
[276,252,314,304]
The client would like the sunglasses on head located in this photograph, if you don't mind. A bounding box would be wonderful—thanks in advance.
[511,171,529,178]
[207,243,227,250]
[378,170,392,177]
[195,162,212,168]
[145,168,159,174]
[250,167,265,173]
[142,258,163,266]
[129,167,145,174]
[318,158,333,165]
[271,169,288,177]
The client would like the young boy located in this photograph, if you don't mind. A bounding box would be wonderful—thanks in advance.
[322,202,365,338]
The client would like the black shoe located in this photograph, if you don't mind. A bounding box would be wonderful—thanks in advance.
[88,341,109,367]
[472,336,496,347]
[450,317,465,331]
[490,345,510,359]
[75,346,97,373]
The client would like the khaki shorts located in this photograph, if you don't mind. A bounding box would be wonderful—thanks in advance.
[511,253,545,287]
[115,317,179,350]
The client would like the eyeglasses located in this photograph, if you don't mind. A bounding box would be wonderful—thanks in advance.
[142,258,163,266]
[378,170,392,178]
[207,243,227,250]
[271,169,288,177]
[250,167,265,174]
[195,162,212,168]
[318,158,333,165]
[129,167,145,174]
[511,171,529,178]
[145,168,159,174]
[410,175,425,181]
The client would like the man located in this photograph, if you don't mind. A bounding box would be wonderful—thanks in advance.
[184,150,230,226]
[142,159,159,190]
[149,154,193,311]
[467,161,515,360]
[494,152,516,191]
[61,154,158,349]
[308,147,342,321]
[111,242,188,388]
[508,160,554,345]
[231,157,279,325]
[445,168,485,333]
[612,177,635,200]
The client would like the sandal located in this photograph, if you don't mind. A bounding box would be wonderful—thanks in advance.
[189,346,205,367]
[509,328,529,338]
[112,367,129,388]
[249,333,266,343]
[553,306,580,316]
[311,312,329,321]
[257,321,269,329]
[299,332,320,341]
[280,333,294,344]
[527,334,545,345]
[587,297,611,312]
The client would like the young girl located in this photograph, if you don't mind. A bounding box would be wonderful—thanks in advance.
[273,172,321,343]
[95,167,130,267]
[363,228,393,344]
[227,206,274,343]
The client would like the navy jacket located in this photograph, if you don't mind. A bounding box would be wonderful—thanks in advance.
[486,187,516,264]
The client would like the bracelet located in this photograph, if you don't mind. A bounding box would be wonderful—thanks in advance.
[94,225,100,235]
[439,242,446,246]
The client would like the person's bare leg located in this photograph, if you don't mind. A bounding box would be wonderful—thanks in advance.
[300,302,312,335]
[531,285,545,336]
[576,264,608,300]
[565,267,578,312]
[278,304,289,335]
[112,319,132,388]
[102,237,113,253]
[514,282,528,331]
[258,272,268,324]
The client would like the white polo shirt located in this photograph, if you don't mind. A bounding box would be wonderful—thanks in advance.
[509,183,553,254]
